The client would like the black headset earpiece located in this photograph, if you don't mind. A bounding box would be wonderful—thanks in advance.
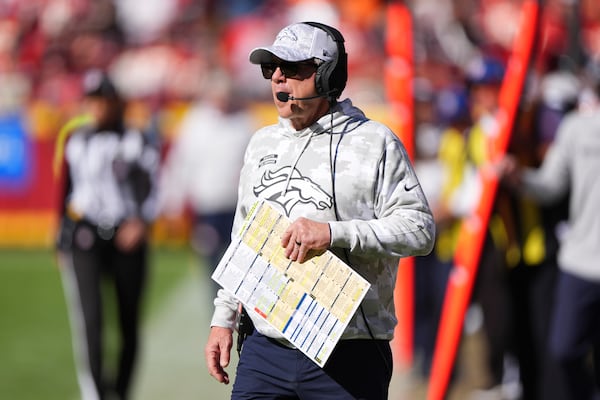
[302,21,348,102]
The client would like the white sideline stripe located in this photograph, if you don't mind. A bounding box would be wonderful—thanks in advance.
[132,267,238,400]
[59,253,100,400]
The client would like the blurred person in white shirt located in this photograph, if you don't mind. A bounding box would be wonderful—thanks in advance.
[159,68,253,296]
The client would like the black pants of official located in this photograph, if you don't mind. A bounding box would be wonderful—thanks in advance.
[64,222,147,400]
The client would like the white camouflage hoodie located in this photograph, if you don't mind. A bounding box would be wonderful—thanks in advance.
[210,98,435,341]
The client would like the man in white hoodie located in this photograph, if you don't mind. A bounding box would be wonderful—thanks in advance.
[204,22,435,400]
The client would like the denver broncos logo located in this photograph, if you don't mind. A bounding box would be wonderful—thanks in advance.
[253,167,333,216]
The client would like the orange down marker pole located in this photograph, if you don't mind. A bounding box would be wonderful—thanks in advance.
[426,2,539,399]
[384,1,415,369]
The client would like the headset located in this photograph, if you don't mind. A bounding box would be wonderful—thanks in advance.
[302,21,348,103]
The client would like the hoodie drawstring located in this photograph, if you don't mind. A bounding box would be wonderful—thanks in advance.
[280,130,316,196]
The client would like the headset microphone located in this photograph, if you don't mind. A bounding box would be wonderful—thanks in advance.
[276,92,329,102]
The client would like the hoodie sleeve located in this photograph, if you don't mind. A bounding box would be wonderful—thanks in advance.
[520,112,574,204]
[210,288,239,329]
[329,131,435,258]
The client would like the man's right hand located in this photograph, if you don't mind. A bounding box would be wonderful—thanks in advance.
[205,326,234,384]
[494,155,522,188]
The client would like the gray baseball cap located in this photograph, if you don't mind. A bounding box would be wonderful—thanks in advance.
[249,23,338,64]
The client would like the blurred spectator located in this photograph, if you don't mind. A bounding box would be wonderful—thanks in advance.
[453,54,522,400]
[498,79,600,400]
[0,54,31,115]
[55,70,159,400]
[112,0,179,45]
[410,0,483,75]
[158,68,253,298]
[33,47,81,106]
[110,41,185,101]
[432,81,473,262]
[411,76,466,379]
[219,13,280,99]
[503,55,580,400]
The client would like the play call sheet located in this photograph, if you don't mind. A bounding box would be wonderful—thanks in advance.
[212,200,371,367]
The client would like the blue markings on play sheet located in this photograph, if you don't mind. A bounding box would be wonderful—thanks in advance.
[282,293,306,334]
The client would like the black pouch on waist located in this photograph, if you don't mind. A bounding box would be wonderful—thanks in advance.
[237,307,255,356]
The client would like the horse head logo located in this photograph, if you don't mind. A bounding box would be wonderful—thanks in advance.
[253,167,333,216]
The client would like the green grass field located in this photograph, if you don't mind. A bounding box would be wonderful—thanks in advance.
[0,247,484,400]
[0,246,195,400]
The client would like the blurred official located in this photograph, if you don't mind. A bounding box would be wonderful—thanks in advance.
[56,70,159,400]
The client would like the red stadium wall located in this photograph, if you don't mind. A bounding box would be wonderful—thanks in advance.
[0,137,59,247]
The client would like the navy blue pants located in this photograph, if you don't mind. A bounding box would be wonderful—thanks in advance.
[549,270,600,400]
[232,332,392,400]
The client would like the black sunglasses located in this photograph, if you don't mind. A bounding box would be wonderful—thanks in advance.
[260,62,318,80]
